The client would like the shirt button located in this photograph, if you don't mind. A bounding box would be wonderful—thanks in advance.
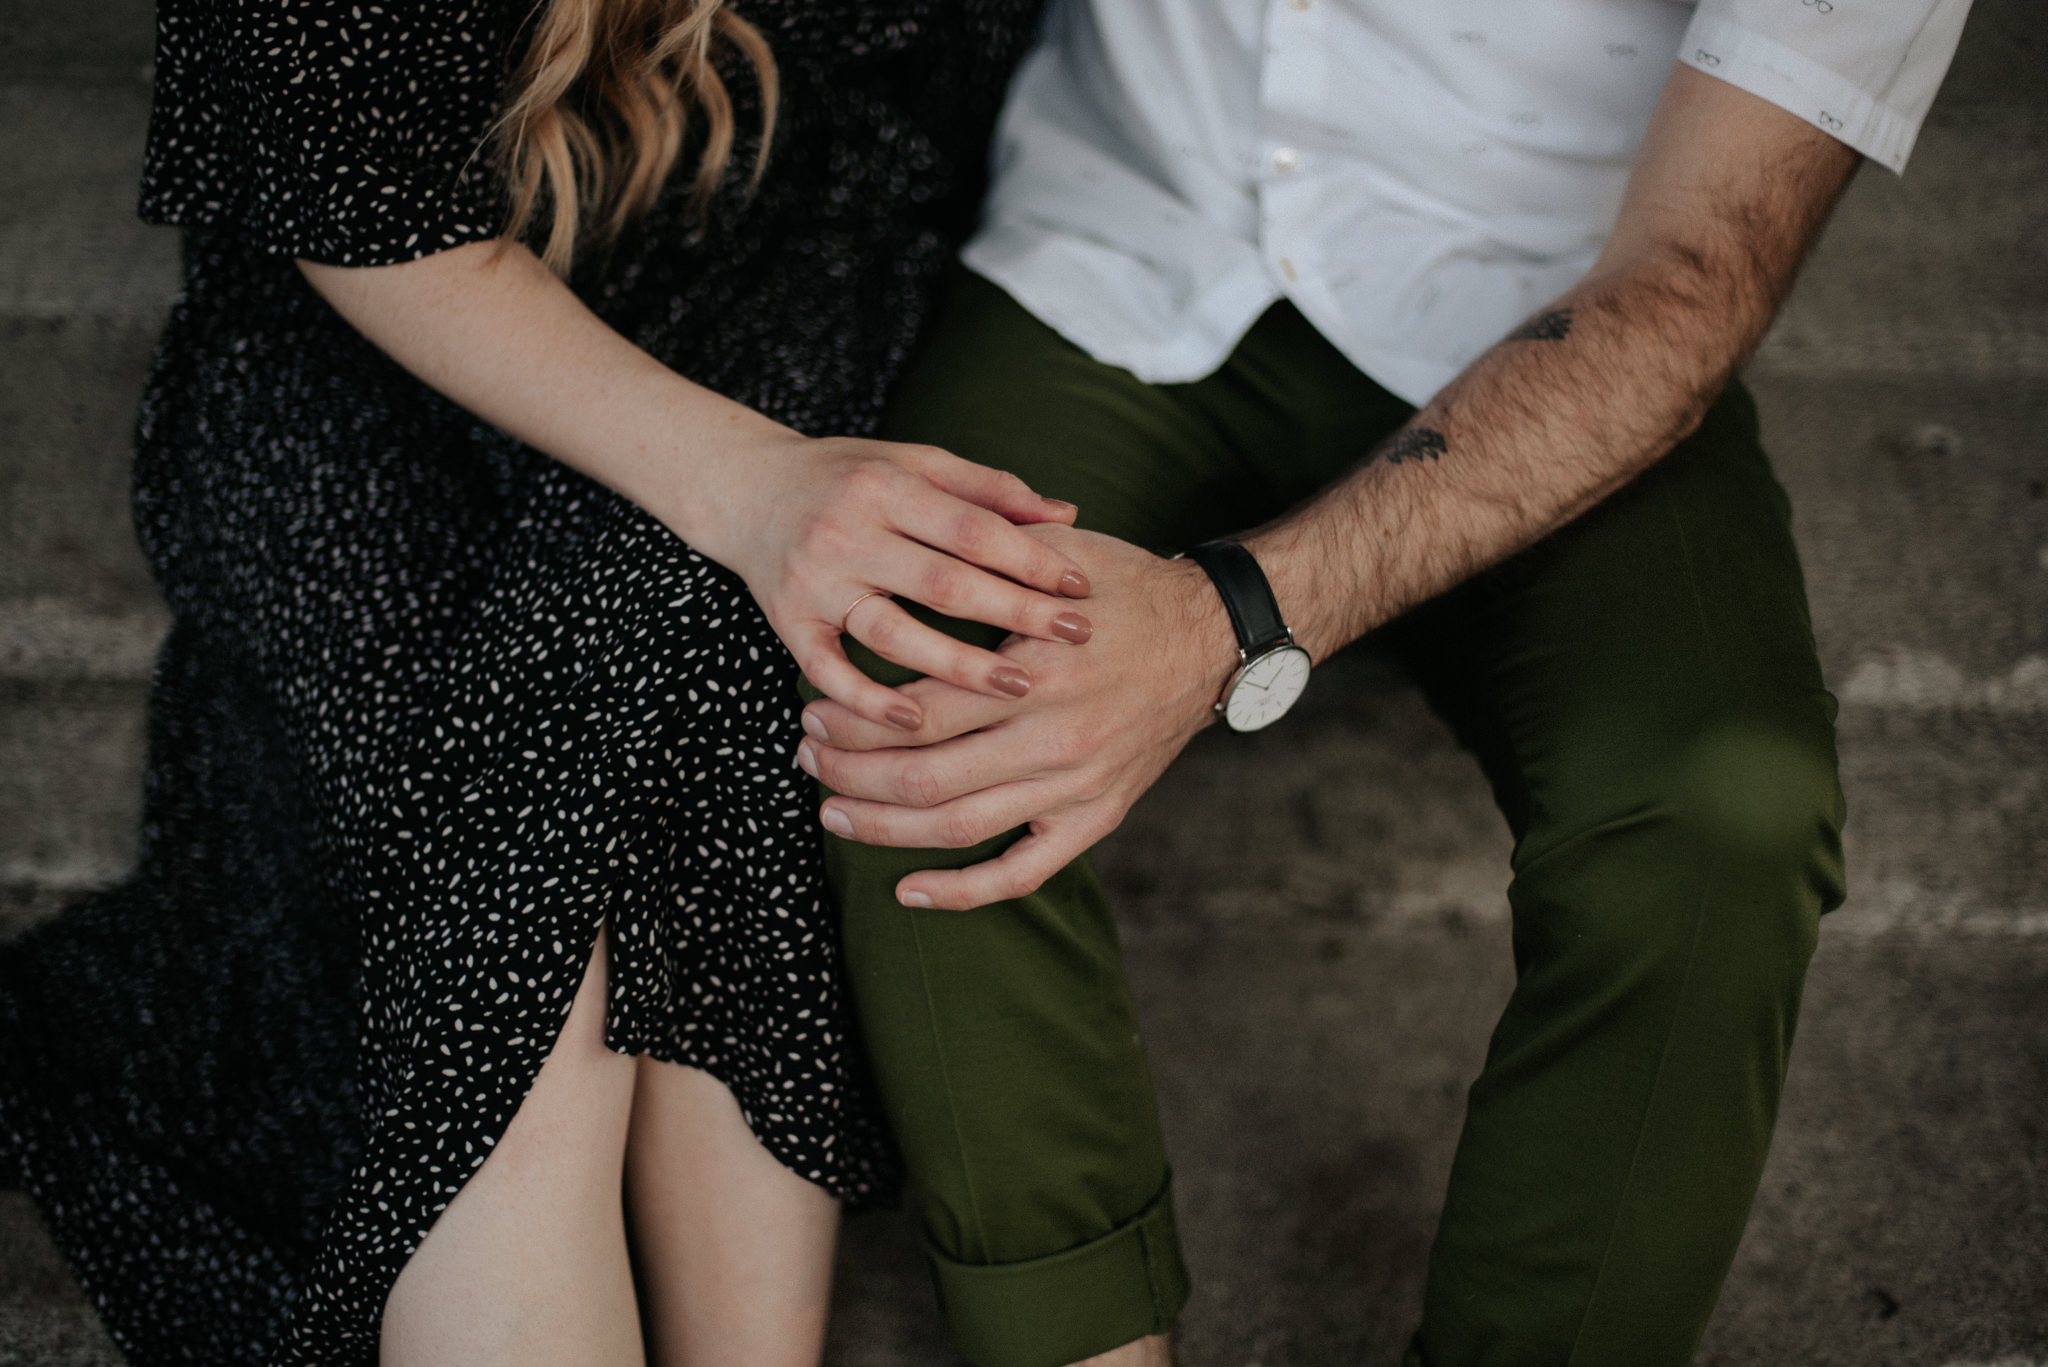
[1270,146,1302,175]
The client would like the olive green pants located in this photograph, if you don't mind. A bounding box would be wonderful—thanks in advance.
[819,273,1846,1367]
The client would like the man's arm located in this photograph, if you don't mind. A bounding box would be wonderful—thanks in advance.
[800,66,1860,910]
[1252,64,1857,660]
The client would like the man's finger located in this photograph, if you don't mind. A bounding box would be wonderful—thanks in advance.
[793,630,925,732]
[799,725,1033,809]
[819,780,1056,853]
[802,679,1011,751]
[894,822,1090,911]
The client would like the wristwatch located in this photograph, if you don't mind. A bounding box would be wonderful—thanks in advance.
[1186,539,1312,732]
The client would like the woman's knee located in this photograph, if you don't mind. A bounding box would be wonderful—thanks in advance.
[382,934,639,1365]
[475,930,636,1188]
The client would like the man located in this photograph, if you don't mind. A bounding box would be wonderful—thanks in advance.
[795,3,1972,1364]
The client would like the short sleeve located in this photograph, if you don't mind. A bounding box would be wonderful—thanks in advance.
[139,0,514,265]
[1677,0,1974,175]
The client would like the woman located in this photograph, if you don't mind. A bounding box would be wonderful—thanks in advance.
[0,0,1068,1362]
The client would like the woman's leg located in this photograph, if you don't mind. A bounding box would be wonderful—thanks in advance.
[380,929,643,1367]
[624,1060,842,1367]
[377,922,840,1367]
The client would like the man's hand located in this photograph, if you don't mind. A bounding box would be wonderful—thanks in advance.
[795,526,1236,910]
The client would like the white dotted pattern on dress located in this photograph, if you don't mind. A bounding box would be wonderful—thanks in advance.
[2,0,1045,1362]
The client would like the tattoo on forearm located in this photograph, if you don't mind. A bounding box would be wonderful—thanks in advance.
[1374,426,1449,465]
[1506,307,1574,342]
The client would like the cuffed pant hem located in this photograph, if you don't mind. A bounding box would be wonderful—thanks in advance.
[928,1175,1191,1367]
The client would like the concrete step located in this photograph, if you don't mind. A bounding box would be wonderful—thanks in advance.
[0,317,163,607]
[2,625,2044,942]
[1755,109,2048,380]
[1760,372,2048,685]
[0,1191,124,1366]
[0,81,176,326]
[0,599,160,934]
[0,0,154,86]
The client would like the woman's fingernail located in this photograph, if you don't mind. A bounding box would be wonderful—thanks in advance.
[1052,612,1094,644]
[1043,498,1078,513]
[887,705,922,731]
[899,889,934,909]
[821,806,853,837]
[992,667,1032,698]
[800,711,830,743]
[794,740,819,778]
[1059,569,1091,597]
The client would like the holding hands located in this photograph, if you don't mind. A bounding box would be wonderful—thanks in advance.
[300,237,1217,871]
[709,437,1100,732]
[794,526,1238,911]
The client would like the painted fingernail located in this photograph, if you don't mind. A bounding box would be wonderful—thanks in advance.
[992,667,1032,698]
[1052,612,1094,644]
[899,889,934,909]
[887,705,922,731]
[1059,569,1091,597]
[800,710,829,743]
[794,740,818,778]
[821,806,853,838]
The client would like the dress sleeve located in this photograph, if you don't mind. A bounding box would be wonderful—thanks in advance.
[1676,0,1974,174]
[139,0,514,265]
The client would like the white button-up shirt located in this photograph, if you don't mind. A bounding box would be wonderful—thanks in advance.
[961,0,1972,404]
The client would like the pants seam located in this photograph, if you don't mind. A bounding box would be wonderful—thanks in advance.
[906,905,994,1261]
[1561,855,1719,1365]
[1137,1206,1163,1330]
[1564,474,1735,1364]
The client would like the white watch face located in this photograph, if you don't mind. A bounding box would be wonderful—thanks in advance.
[1222,646,1312,732]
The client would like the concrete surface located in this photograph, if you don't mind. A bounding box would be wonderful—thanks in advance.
[1,0,2044,1363]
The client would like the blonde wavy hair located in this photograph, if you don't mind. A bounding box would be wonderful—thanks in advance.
[497,0,777,274]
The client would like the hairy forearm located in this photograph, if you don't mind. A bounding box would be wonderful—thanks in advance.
[1251,254,1769,661]
[1247,67,1857,664]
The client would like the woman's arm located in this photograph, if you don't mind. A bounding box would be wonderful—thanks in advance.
[300,240,1095,729]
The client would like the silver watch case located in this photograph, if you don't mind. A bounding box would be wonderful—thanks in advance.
[1216,638,1313,732]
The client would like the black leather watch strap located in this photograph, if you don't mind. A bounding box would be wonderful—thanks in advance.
[1187,540,1292,655]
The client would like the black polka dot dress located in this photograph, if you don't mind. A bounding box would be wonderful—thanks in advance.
[0,2,1042,1363]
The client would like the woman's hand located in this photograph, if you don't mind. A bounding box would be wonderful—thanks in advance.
[707,433,1098,730]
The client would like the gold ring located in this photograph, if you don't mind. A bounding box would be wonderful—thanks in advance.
[838,589,890,634]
